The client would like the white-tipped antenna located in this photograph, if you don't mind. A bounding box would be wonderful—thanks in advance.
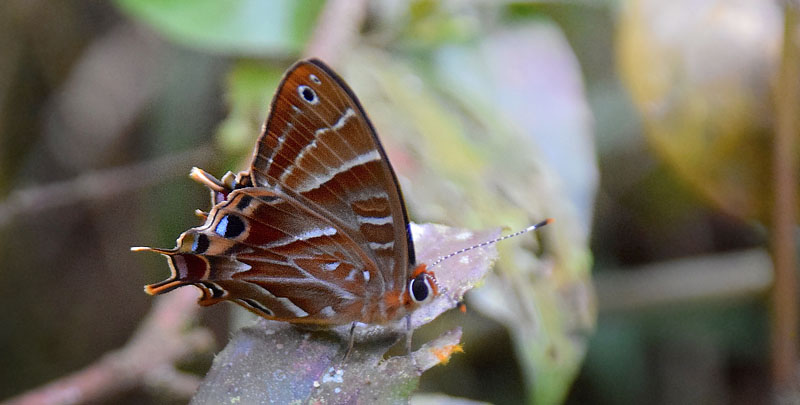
[429,218,554,269]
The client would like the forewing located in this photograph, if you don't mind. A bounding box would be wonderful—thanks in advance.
[249,59,415,295]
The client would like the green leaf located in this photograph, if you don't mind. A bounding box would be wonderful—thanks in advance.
[113,0,324,56]
[217,61,284,165]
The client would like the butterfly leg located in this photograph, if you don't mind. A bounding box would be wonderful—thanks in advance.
[405,314,424,372]
[341,322,357,364]
[405,314,413,354]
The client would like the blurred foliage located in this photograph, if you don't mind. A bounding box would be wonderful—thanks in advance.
[216,62,284,164]
[618,0,786,222]
[0,0,790,404]
[114,0,325,56]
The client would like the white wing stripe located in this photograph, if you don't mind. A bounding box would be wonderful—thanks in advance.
[251,285,309,317]
[254,277,357,301]
[297,226,337,240]
[358,215,393,226]
[368,241,394,250]
[298,150,382,192]
[280,108,356,183]
[265,226,337,248]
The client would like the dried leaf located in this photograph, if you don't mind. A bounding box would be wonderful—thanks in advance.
[190,223,499,404]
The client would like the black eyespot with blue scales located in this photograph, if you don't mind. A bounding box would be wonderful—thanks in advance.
[215,214,245,238]
[192,233,209,254]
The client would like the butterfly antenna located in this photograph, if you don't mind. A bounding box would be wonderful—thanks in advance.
[429,218,554,269]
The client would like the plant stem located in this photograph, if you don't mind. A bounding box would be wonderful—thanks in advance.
[771,1,800,395]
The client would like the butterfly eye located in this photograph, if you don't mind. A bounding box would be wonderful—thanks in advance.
[298,85,319,104]
[409,273,435,303]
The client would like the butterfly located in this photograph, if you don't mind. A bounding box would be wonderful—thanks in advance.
[133,59,439,327]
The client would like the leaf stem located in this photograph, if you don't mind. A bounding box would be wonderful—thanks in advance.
[771,1,800,395]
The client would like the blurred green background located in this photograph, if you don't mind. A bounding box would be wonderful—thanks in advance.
[0,0,794,404]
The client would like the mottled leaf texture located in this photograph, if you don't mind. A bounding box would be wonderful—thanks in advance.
[190,224,499,404]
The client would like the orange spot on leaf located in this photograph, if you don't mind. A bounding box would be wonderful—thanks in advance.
[432,344,464,365]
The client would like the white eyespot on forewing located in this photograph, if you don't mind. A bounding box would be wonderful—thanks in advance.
[309,74,321,84]
[362,270,371,282]
[297,227,337,240]
[319,306,336,317]
[232,260,252,273]
[298,85,319,105]
[322,261,341,271]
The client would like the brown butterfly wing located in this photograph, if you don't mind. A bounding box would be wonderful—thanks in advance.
[248,59,415,306]
[145,188,372,325]
[142,60,416,324]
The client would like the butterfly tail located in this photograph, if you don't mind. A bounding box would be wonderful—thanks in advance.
[144,278,185,295]
[134,247,211,296]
